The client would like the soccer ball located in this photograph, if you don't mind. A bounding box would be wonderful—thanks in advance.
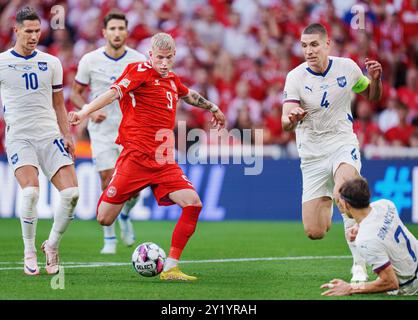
[132,242,166,277]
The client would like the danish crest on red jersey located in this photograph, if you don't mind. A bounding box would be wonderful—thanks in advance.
[107,186,117,198]
[170,80,177,92]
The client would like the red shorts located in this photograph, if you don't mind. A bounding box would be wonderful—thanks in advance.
[100,149,195,206]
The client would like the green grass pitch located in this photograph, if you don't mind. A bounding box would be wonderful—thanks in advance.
[0,218,417,300]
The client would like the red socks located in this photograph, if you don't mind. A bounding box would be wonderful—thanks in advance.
[169,206,202,260]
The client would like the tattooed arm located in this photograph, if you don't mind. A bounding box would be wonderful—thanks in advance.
[182,89,220,112]
[182,89,226,129]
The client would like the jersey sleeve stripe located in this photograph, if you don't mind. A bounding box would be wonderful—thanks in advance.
[284,99,300,104]
[110,84,123,99]
[373,261,391,274]
[52,84,63,89]
[74,79,88,86]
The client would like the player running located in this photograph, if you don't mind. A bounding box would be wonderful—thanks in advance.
[282,23,382,283]
[69,32,226,281]
[321,177,418,296]
[70,11,146,254]
[0,7,79,275]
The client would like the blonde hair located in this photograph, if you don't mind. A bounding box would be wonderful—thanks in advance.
[151,32,175,51]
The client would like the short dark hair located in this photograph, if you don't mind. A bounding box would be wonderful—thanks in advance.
[103,11,128,28]
[302,23,328,37]
[339,178,371,209]
[16,6,40,25]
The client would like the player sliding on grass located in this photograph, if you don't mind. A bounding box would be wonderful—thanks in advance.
[321,178,418,296]
[69,32,226,281]
[0,7,79,275]
[282,23,382,283]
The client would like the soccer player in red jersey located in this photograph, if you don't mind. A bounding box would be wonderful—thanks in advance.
[69,33,226,281]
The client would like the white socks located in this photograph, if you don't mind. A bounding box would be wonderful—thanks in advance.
[48,187,79,249]
[20,187,39,253]
[342,213,366,267]
[103,223,117,243]
[163,257,178,272]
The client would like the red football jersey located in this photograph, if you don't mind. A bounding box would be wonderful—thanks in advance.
[111,61,189,165]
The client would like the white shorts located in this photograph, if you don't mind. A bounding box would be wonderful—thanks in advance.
[5,136,74,180]
[300,145,362,203]
[92,144,122,172]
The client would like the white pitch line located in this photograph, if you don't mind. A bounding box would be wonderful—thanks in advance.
[0,255,351,271]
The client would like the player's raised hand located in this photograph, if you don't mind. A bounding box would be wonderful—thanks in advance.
[68,110,85,126]
[365,58,382,80]
[288,107,307,124]
[211,109,226,130]
[90,111,107,123]
[320,279,352,296]
[63,135,76,160]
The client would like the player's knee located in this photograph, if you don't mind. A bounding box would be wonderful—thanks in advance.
[60,187,79,218]
[96,213,113,226]
[21,187,40,218]
[304,227,326,240]
[178,192,202,208]
[186,196,202,208]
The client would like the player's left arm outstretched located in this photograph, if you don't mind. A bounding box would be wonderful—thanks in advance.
[359,58,382,102]
[181,89,226,129]
[53,90,76,159]
[321,264,399,296]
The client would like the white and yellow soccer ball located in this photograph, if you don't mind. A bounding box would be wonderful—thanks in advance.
[131,242,166,277]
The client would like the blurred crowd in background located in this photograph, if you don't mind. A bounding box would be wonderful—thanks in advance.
[0,0,417,158]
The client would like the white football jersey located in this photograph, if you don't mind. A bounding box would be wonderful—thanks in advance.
[75,46,146,148]
[356,199,418,286]
[0,49,63,141]
[283,56,369,159]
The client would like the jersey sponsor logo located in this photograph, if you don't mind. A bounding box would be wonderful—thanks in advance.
[38,62,48,71]
[8,64,17,70]
[107,186,117,198]
[304,85,313,92]
[119,78,131,88]
[23,65,32,71]
[320,84,329,90]
[11,153,18,165]
[337,76,347,87]
[154,79,160,86]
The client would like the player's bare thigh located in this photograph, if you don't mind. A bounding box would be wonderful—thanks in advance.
[99,168,115,191]
[15,165,39,188]
[333,163,361,203]
[51,164,78,191]
[169,189,202,208]
[97,201,124,226]
[302,196,333,240]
